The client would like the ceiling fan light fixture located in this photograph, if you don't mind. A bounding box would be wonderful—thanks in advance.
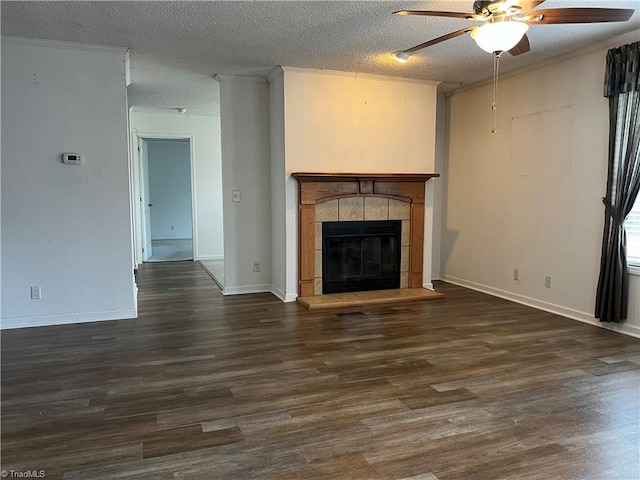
[392,51,411,63]
[470,18,529,54]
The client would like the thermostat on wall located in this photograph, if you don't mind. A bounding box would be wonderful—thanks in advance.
[62,153,83,165]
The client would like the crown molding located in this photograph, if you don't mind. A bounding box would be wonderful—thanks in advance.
[280,66,441,87]
[1,35,127,55]
[446,29,640,98]
[213,73,268,84]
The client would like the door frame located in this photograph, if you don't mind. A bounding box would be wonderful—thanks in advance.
[139,137,152,261]
[130,131,197,266]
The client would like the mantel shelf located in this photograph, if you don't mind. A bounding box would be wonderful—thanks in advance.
[292,172,439,183]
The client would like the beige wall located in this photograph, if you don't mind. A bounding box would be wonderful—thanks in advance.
[283,68,439,175]
[443,33,640,337]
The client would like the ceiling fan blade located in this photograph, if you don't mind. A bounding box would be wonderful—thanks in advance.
[523,8,634,24]
[394,10,479,20]
[508,33,530,56]
[403,27,476,54]
[514,1,545,14]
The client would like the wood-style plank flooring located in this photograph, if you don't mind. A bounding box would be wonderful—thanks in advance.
[2,261,639,479]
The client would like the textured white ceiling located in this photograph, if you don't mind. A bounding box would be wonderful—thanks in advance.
[2,1,639,115]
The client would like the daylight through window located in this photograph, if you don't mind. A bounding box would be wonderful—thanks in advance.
[627,198,640,266]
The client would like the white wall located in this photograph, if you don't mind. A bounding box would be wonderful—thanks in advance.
[130,110,223,261]
[1,37,135,328]
[218,75,272,295]
[282,68,440,298]
[268,69,290,301]
[147,140,192,240]
[443,32,640,337]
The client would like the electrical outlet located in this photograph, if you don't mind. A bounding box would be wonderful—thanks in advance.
[253,262,260,272]
[30,286,41,300]
[513,268,519,281]
[545,275,552,288]
[232,190,241,202]
[171,225,175,231]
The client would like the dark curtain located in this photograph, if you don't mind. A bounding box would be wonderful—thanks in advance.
[596,41,640,323]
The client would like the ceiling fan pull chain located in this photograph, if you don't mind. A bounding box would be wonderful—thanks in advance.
[491,52,500,134]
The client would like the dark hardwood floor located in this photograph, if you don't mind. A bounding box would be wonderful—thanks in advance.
[2,261,639,479]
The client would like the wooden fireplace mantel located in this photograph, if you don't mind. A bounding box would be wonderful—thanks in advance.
[292,172,439,205]
[293,172,440,297]
[292,172,440,182]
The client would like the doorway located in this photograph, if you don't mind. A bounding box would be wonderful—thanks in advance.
[140,137,194,262]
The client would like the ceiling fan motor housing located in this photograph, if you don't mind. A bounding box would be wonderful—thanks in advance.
[473,1,496,15]
[474,0,522,16]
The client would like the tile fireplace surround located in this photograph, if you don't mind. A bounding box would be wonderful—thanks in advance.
[293,173,439,297]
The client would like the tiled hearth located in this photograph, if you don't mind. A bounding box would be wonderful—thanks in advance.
[293,173,439,298]
[314,197,411,295]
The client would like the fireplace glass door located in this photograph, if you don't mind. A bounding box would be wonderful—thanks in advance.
[322,220,401,294]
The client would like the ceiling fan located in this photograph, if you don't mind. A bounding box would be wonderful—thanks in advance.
[392,0,635,133]
[392,0,635,62]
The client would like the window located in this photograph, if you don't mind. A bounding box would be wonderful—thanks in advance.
[626,197,640,266]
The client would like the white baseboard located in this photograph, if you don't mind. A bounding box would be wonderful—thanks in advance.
[1,309,137,330]
[196,254,224,261]
[442,275,640,339]
[133,285,138,317]
[222,284,272,296]
[271,285,298,303]
[423,282,435,291]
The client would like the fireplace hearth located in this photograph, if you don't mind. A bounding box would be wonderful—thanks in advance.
[323,220,401,294]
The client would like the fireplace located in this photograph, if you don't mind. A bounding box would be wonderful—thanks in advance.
[293,173,439,297]
[323,220,401,294]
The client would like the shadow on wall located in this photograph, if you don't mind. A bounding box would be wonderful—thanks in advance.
[440,229,460,271]
[439,97,459,273]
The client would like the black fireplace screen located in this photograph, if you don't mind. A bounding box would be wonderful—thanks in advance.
[322,220,401,294]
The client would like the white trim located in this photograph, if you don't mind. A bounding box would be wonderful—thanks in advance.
[133,285,138,318]
[423,282,435,291]
[129,107,219,117]
[197,254,225,261]
[443,275,640,339]
[188,138,199,260]
[271,285,298,303]
[138,136,152,262]
[267,67,284,83]
[214,74,268,84]
[1,35,127,54]
[280,66,441,87]
[124,50,131,86]
[131,132,197,264]
[222,284,273,296]
[1,310,136,330]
